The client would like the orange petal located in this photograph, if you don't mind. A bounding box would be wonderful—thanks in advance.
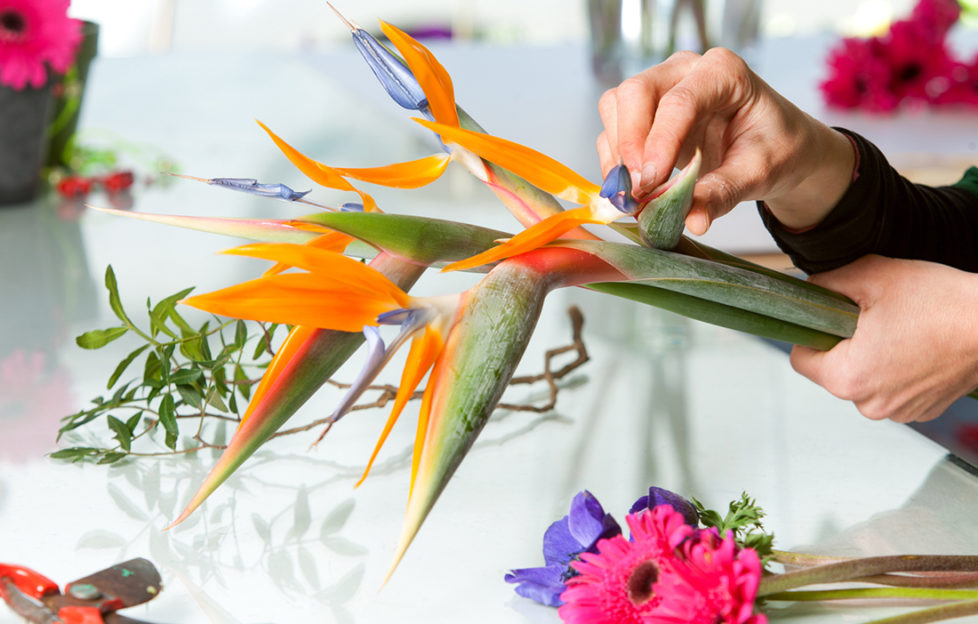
[336,153,450,188]
[441,207,599,272]
[257,120,379,212]
[264,231,354,276]
[378,21,459,128]
[409,354,444,498]
[356,326,444,487]
[414,119,600,204]
[240,324,319,426]
[182,274,399,331]
[222,242,408,304]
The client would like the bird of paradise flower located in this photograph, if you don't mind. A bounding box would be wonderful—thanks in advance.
[95,7,864,580]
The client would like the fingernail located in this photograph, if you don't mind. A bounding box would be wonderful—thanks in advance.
[639,163,657,191]
[629,167,642,194]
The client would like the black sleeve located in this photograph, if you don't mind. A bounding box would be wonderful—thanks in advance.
[758,128,978,274]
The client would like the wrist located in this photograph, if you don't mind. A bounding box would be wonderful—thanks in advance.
[765,125,857,231]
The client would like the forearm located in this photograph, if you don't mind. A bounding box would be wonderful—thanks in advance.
[762,121,856,230]
[760,130,978,274]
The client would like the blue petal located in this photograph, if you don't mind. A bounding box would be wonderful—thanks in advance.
[568,490,621,550]
[504,564,567,607]
[598,165,639,214]
[629,486,699,526]
[542,516,578,566]
[351,29,429,113]
[209,177,311,201]
[376,308,415,325]
[328,326,387,422]
[340,202,365,212]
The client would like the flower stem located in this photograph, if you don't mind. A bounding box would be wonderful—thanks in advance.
[758,556,978,596]
[862,598,978,624]
[764,587,978,602]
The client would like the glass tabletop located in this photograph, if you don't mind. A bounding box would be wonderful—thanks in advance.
[1,44,976,624]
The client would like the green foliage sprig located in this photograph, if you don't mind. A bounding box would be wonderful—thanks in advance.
[56,265,286,464]
[56,267,591,465]
[694,492,775,564]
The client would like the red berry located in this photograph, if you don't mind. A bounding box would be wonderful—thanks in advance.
[101,170,135,192]
[56,176,93,198]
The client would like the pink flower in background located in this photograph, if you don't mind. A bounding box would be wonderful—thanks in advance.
[880,18,957,105]
[0,0,82,90]
[820,0,976,112]
[820,37,899,112]
[933,54,978,107]
[910,0,962,37]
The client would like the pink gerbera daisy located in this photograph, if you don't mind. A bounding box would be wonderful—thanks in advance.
[558,506,695,624]
[0,0,82,90]
[651,528,768,624]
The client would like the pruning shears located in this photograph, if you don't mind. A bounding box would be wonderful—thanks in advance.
[0,558,163,624]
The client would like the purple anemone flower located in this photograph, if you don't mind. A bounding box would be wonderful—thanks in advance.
[629,486,699,526]
[505,490,621,607]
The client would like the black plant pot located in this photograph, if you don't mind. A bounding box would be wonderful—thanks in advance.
[0,82,55,205]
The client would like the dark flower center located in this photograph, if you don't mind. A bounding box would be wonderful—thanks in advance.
[626,560,659,605]
[898,63,923,83]
[0,10,25,34]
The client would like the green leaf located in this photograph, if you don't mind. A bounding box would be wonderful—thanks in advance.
[234,320,248,350]
[107,415,133,452]
[76,326,129,350]
[149,287,195,339]
[143,350,163,385]
[169,367,203,386]
[104,265,134,327]
[175,383,202,409]
[158,394,178,449]
[125,412,143,432]
[234,363,251,400]
[107,344,149,388]
[50,447,100,462]
[97,452,128,465]
[167,306,195,336]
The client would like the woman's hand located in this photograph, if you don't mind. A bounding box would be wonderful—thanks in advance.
[791,255,978,422]
[596,48,855,234]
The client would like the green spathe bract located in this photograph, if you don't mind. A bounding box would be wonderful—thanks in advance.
[388,261,550,575]
[637,150,701,250]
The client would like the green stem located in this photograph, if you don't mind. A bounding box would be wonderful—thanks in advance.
[861,599,978,624]
[765,587,978,602]
[759,556,978,596]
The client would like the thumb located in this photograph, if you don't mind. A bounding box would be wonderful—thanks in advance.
[789,340,851,397]
[684,170,744,236]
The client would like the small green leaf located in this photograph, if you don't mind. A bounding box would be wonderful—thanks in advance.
[169,367,203,386]
[50,447,100,462]
[76,326,128,350]
[176,383,202,409]
[167,305,195,336]
[104,265,134,327]
[150,287,195,339]
[158,394,178,449]
[107,415,133,452]
[107,344,149,388]
[234,363,251,400]
[125,412,143,432]
[143,350,162,385]
[179,332,205,362]
[234,320,248,349]
[97,452,128,465]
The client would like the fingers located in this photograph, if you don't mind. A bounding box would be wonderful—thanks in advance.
[597,51,701,189]
[638,49,754,196]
